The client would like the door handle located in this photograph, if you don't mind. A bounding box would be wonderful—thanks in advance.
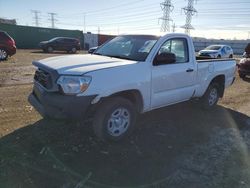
[186,68,194,72]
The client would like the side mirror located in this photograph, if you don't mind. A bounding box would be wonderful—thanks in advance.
[88,46,98,54]
[243,52,247,58]
[154,52,176,65]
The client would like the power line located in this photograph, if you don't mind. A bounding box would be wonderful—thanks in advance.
[181,0,198,35]
[159,0,174,32]
[62,0,145,17]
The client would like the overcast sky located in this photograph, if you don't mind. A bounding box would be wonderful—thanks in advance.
[0,0,249,39]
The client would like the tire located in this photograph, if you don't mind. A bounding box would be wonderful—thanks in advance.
[239,73,246,79]
[229,54,233,58]
[217,55,221,59]
[47,46,53,53]
[201,82,220,110]
[93,97,137,141]
[0,48,8,61]
[71,47,77,54]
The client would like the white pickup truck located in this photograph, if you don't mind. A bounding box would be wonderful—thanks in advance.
[29,33,236,141]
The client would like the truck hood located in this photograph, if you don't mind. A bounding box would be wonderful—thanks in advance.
[33,54,138,75]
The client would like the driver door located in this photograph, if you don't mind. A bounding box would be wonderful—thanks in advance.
[151,38,196,109]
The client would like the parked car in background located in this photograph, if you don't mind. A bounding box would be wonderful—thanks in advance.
[198,45,233,59]
[39,37,81,53]
[88,46,98,54]
[238,43,250,79]
[0,30,16,61]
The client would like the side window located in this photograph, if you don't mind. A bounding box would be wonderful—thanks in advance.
[62,39,69,43]
[158,38,189,64]
[68,39,75,43]
[55,38,62,43]
[222,47,226,54]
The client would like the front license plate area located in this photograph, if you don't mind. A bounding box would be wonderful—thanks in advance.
[34,83,44,101]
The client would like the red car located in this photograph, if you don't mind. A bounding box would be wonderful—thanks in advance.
[238,43,250,79]
[0,30,16,61]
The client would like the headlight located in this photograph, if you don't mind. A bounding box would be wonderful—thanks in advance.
[57,75,91,95]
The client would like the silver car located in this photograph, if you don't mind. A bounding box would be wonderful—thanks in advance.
[198,45,234,59]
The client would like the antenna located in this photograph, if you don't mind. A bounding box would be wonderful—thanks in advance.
[159,0,174,32]
[181,0,198,35]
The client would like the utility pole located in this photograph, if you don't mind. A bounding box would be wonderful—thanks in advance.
[159,0,174,32]
[83,13,86,33]
[48,12,57,28]
[181,0,198,35]
[117,26,120,35]
[172,23,176,33]
[31,10,40,27]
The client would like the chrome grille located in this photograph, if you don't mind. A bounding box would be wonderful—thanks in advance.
[34,69,52,89]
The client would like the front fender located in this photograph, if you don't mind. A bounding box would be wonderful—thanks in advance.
[79,62,152,112]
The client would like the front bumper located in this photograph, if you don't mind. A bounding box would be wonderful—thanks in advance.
[28,83,96,120]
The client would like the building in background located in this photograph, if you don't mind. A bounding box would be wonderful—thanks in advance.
[0,18,17,25]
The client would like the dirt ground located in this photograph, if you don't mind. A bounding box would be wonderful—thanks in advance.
[0,50,250,188]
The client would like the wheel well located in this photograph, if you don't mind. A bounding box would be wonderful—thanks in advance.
[210,75,225,97]
[109,90,144,113]
[0,47,8,53]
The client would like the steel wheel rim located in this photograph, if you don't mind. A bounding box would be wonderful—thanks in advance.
[208,88,218,106]
[48,47,53,52]
[107,108,130,137]
[0,49,7,59]
[72,48,76,53]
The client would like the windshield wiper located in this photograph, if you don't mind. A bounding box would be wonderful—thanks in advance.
[107,55,134,60]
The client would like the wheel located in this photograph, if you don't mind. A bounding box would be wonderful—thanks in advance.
[93,97,137,141]
[71,47,77,54]
[201,83,220,109]
[239,73,246,79]
[0,48,8,61]
[217,55,221,59]
[229,54,233,58]
[47,46,53,53]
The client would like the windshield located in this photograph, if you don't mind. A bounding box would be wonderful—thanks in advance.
[204,45,222,50]
[94,35,159,61]
[48,37,60,42]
